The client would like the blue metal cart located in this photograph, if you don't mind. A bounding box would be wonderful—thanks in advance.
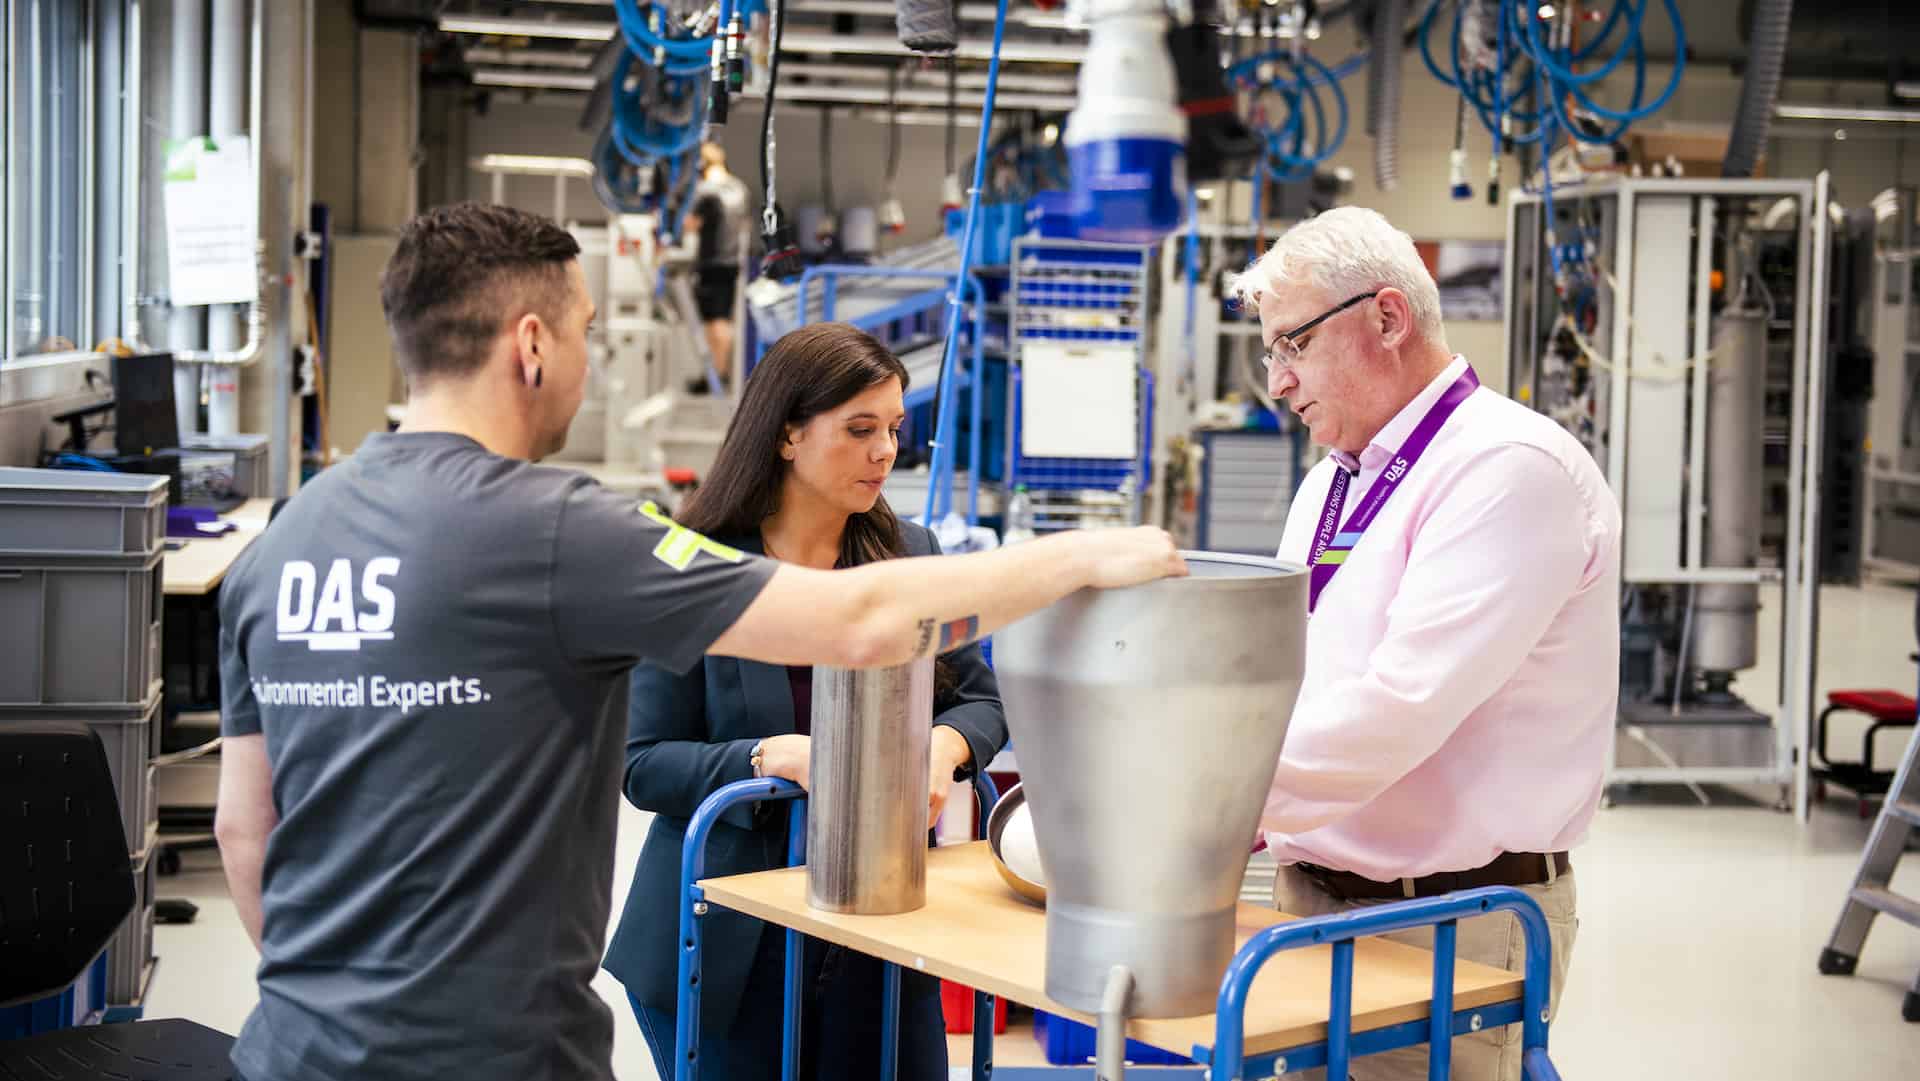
[672,778,1564,1081]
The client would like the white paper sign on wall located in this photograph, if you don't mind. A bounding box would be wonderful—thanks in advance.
[162,136,258,307]
[1019,342,1138,460]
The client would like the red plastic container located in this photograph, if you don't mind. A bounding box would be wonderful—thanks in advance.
[939,981,1009,1035]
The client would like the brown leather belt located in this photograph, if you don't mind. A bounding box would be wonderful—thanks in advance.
[1294,851,1570,902]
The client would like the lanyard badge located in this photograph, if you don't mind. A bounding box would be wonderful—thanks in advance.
[1306,368,1479,612]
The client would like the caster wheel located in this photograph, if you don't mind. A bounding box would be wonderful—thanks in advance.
[157,847,182,876]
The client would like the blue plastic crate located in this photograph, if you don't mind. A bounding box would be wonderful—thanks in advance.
[1033,1009,1194,1066]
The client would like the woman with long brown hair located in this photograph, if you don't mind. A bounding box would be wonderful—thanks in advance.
[602,323,1004,1080]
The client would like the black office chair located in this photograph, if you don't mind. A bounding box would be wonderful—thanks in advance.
[0,722,236,1077]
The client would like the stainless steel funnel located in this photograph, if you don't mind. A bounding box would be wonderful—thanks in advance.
[993,553,1307,1018]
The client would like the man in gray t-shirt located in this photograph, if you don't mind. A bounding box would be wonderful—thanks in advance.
[215,203,1184,1081]
[219,435,772,1081]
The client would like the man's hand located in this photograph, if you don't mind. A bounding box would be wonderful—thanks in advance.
[1073,527,1189,589]
[928,725,974,830]
[758,734,811,789]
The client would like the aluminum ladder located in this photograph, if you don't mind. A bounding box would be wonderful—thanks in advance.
[1819,719,1920,1021]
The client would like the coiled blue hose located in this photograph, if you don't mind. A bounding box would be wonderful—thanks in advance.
[1420,0,1685,147]
[597,2,713,237]
[1226,50,1357,184]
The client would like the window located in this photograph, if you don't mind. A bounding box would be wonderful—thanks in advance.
[4,0,127,368]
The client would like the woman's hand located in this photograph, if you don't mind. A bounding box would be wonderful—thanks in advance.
[757,734,812,790]
[928,725,975,830]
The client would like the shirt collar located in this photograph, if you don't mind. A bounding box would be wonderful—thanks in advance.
[1346,355,1469,471]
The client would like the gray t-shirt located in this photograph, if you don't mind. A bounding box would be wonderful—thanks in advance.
[218,431,775,1081]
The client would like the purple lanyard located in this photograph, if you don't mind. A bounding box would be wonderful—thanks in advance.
[1306,367,1479,612]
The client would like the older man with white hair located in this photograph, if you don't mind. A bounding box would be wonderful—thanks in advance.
[1234,207,1621,1081]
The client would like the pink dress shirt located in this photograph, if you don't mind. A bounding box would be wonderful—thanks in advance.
[1262,356,1622,881]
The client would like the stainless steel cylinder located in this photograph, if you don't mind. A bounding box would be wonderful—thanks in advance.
[806,658,934,915]
[994,553,1308,1018]
[1696,307,1767,673]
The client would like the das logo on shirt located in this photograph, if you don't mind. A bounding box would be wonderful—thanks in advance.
[276,558,401,651]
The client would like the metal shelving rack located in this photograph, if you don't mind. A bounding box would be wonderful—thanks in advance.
[1007,238,1155,532]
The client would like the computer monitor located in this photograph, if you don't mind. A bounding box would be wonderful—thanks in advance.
[112,352,179,457]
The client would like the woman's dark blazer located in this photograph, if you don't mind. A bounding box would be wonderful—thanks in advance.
[602,521,1007,1026]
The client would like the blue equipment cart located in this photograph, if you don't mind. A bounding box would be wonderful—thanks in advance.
[671,779,1564,1081]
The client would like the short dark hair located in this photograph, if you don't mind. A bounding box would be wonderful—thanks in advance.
[379,202,582,384]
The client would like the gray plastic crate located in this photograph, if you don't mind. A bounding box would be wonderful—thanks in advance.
[0,468,168,559]
[178,432,269,502]
[0,690,159,854]
[0,550,163,707]
[108,848,156,1003]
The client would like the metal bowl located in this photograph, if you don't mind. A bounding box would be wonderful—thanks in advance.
[985,782,1046,906]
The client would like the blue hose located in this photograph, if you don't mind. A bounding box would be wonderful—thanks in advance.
[1421,0,1685,147]
[1227,50,1354,183]
[614,0,717,61]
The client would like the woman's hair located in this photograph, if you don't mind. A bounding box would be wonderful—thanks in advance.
[676,322,910,569]
[678,322,965,705]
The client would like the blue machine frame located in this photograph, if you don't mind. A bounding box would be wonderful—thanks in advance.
[672,780,1563,1081]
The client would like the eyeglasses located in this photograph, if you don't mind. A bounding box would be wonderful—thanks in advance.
[1261,291,1381,371]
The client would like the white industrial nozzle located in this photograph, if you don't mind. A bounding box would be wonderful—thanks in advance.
[1449,148,1473,200]
[1062,0,1187,242]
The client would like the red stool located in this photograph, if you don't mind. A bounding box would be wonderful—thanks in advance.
[1812,689,1919,818]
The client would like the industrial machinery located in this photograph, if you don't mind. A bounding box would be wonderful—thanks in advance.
[1862,190,1920,577]
[1505,176,1833,815]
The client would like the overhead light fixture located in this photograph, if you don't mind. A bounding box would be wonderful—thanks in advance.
[781,31,1085,64]
[438,15,615,41]
[470,154,597,178]
[471,68,599,91]
[1774,103,1920,124]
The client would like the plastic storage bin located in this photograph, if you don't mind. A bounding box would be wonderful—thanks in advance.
[107,848,156,1004]
[0,689,160,854]
[0,468,168,559]
[178,432,269,502]
[939,980,1009,1035]
[1033,1009,1193,1066]
[0,550,163,707]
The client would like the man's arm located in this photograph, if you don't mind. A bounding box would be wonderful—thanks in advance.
[1262,445,1604,835]
[708,526,1186,667]
[214,733,277,952]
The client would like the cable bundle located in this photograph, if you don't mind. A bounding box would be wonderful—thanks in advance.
[1224,49,1365,185]
[593,0,751,235]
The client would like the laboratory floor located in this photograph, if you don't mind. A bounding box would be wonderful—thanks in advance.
[142,583,1920,1080]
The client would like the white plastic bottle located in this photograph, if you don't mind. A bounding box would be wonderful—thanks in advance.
[1002,485,1037,545]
